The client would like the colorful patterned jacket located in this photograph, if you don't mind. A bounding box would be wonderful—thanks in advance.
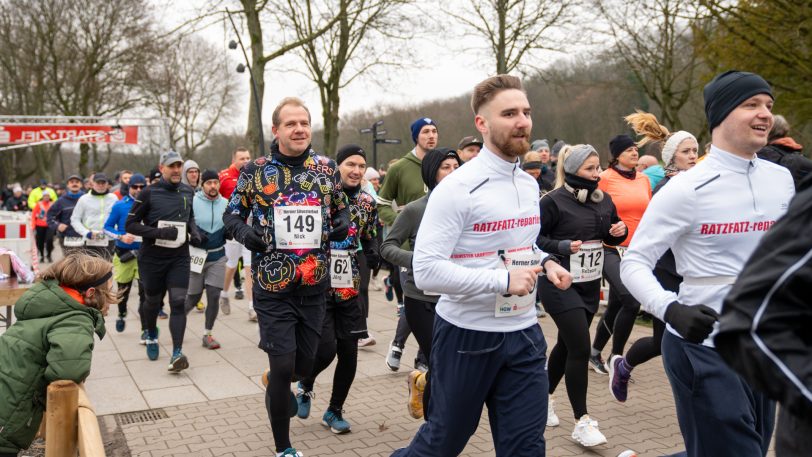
[224,145,348,296]
[331,187,378,301]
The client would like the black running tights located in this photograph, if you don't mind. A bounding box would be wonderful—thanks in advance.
[593,248,640,356]
[300,338,358,412]
[266,351,316,452]
[548,308,595,419]
[184,284,222,331]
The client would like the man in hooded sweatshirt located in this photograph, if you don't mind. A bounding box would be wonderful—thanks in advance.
[71,173,119,260]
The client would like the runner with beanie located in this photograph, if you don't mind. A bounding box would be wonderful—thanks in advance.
[183,169,228,349]
[381,148,462,420]
[377,116,436,372]
[103,173,147,335]
[589,133,651,374]
[607,111,699,403]
[620,70,793,457]
[223,97,349,457]
[47,174,85,256]
[392,74,572,457]
[295,144,379,434]
[538,144,627,447]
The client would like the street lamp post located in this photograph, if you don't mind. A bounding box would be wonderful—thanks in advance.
[226,8,265,155]
[359,120,400,170]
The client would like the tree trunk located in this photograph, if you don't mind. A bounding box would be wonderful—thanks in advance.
[79,143,90,178]
[496,0,507,74]
[242,0,267,156]
[322,88,341,156]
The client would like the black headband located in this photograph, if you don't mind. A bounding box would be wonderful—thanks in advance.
[75,271,113,291]
[522,161,543,170]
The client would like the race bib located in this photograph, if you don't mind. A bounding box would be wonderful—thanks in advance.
[274,206,322,250]
[130,234,143,243]
[63,236,84,247]
[570,240,604,283]
[495,250,540,318]
[329,250,353,288]
[189,246,207,274]
[155,220,186,248]
[86,232,108,247]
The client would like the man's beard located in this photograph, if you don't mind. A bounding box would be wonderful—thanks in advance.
[493,129,531,158]
[207,189,219,198]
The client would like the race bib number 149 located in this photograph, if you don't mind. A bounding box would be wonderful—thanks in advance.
[274,206,322,250]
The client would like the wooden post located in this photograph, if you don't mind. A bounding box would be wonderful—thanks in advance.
[77,385,105,457]
[45,380,78,457]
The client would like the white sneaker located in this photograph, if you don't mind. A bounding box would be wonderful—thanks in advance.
[385,343,402,371]
[546,397,560,427]
[358,336,376,348]
[248,309,257,321]
[572,414,607,447]
[219,295,231,315]
[370,277,383,291]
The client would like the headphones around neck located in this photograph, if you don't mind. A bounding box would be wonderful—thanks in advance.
[564,182,604,204]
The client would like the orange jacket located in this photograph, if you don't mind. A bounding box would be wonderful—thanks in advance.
[598,168,651,247]
[32,200,52,228]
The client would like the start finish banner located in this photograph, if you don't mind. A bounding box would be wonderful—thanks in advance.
[0,124,139,144]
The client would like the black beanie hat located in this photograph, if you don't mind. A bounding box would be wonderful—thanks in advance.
[609,134,636,159]
[704,70,773,134]
[336,144,366,165]
[421,148,462,190]
[201,169,219,184]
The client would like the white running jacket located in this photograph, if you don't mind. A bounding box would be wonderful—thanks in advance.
[620,146,794,346]
[413,146,551,332]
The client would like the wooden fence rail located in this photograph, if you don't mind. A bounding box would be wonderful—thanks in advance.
[43,380,105,457]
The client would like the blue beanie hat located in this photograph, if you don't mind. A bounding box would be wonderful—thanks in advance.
[410,117,437,144]
[129,173,147,186]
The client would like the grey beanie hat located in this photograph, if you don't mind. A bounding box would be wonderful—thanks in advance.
[563,144,598,174]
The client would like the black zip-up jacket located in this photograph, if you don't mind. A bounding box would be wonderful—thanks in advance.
[125,178,199,258]
[536,187,626,272]
[716,174,812,418]
[757,142,812,190]
[46,192,83,237]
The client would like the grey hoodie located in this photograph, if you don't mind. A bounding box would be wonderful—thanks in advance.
[182,159,200,188]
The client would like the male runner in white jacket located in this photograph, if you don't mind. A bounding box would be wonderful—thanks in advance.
[392,75,572,457]
[620,71,794,457]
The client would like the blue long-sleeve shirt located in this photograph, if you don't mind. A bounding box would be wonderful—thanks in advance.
[104,195,141,250]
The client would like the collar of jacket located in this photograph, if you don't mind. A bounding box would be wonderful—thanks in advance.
[478,145,521,177]
[709,145,759,174]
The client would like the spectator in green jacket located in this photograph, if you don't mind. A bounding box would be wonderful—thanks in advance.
[0,253,113,457]
[27,179,58,210]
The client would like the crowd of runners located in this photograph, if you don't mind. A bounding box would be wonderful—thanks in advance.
[1,70,810,457]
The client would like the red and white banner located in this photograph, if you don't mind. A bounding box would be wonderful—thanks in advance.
[0,124,138,145]
[0,222,27,239]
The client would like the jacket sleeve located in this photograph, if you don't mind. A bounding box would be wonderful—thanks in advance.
[603,197,628,246]
[716,179,812,417]
[381,204,416,268]
[223,163,254,240]
[70,197,90,237]
[619,177,695,321]
[103,202,124,239]
[27,189,38,210]
[46,199,62,231]
[376,166,399,226]
[125,187,163,239]
[413,180,509,296]
[44,314,95,383]
[536,196,570,255]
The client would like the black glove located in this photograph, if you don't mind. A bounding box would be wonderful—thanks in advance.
[365,252,380,270]
[156,226,178,240]
[190,232,208,248]
[329,212,350,241]
[664,301,719,344]
[239,226,269,253]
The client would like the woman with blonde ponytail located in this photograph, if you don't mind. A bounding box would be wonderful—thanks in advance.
[605,111,699,404]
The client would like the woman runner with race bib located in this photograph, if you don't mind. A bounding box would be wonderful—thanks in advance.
[536,144,627,447]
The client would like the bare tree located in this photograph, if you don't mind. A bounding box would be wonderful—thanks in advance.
[447,0,580,75]
[283,0,412,155]
[139,36,237,160]
[597,0,708,132]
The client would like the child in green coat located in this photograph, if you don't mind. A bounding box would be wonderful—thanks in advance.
[0,252,114,456]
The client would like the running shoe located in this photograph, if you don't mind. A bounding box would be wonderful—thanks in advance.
[322,409,351,434]
[115,313,126,333]
[248,308,257,321]
[589,353,609,375]
[357,336,376,348]
[196,302,205,312]
[571,415,607,447]
[140,330,149,345]
[168,349,189,373]
[384,276,393,302]
[370,276,383,291]
[547,397,560,427]
[201,334,221,350]
[219,295,231,315]
[407,370,425,419]
[385,344,402,371]
[158,309,168,319]
[608,355,632,402]
[146,338,160,360]
[415,360,429,373]
[535,302,546,318]
[276,448,303,457]
[235,288,244,300]
[617,451,638,457]
[296,382,313,419]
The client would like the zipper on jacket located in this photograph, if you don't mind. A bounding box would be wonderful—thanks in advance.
[511,163,521,207]
[746,161,761,215]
